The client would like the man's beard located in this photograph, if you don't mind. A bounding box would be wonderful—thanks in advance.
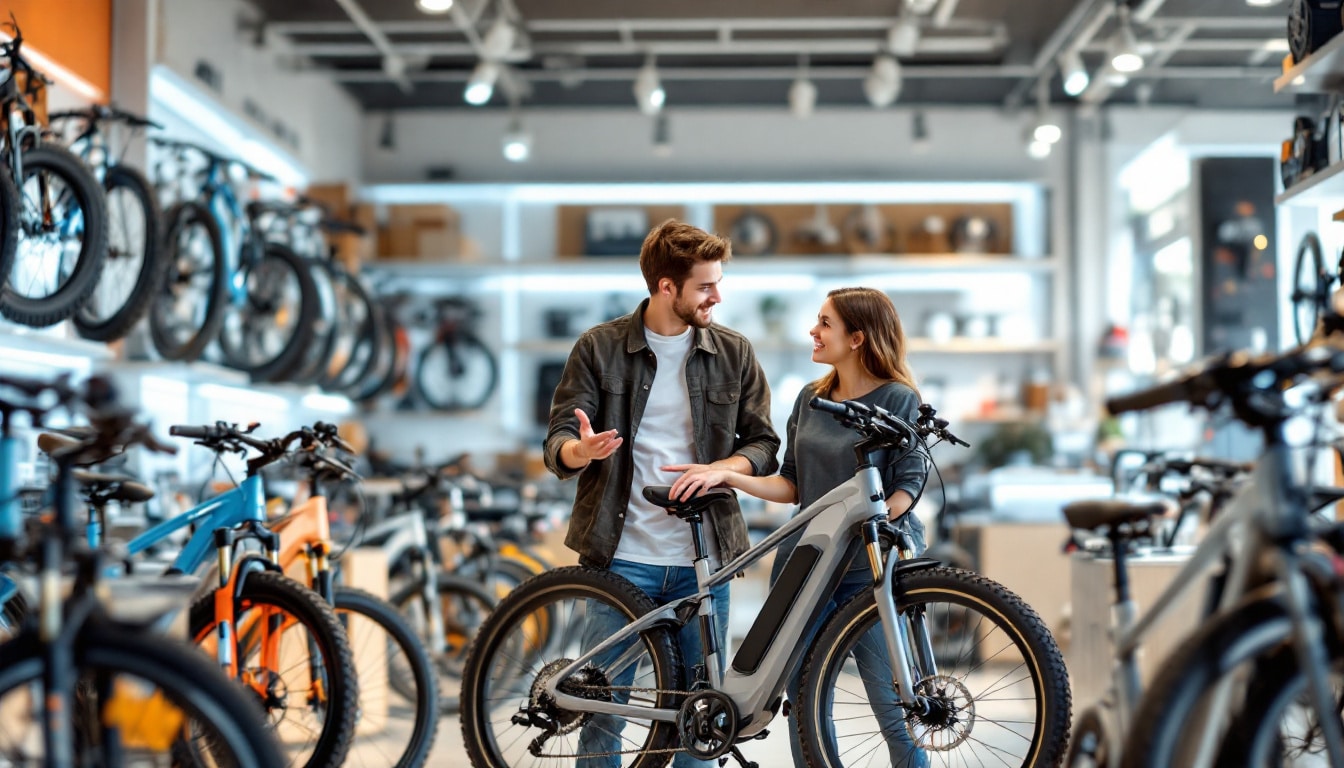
[673,290,712,328]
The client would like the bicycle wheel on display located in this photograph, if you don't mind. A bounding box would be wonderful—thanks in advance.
[149,200,227,361]
[356,309,410,403]
[287,258,342,385]
[415,334,499,412]
[459,566,684,768]
[217,242,322,382]
[1120,596,1333,768]
[189,570,359,768]
[333,587,439,768]
[796,566,1072,768]
[1212,645,1343,768]
[321,270,382,394]
[73,164,165,342]
[1291,231,1330,345]
[390,572,495,714]
[0,621,286,767]
[0,145,108,328]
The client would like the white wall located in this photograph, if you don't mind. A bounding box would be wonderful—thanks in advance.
[361,106,1068,184]
[154,0,363,183]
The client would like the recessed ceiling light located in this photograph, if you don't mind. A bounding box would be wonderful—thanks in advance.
[417,0,453,13]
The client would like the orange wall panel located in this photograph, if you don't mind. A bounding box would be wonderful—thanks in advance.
[0,0,111,97]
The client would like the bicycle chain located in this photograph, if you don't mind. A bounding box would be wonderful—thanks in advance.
[528,683,698,759]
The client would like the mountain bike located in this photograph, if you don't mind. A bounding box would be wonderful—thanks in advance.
[460,400,1071,768]
[1061,343,1344,768]
[413,296,498,412]
[0,372,287,767]
[97,419,360,768]
[48,104,165,342]
[0,21,108,328]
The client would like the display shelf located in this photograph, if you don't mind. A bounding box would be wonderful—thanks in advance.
[514,337,1059,355]
[363,254,1058,282]
[0,326,114,368]
[1274,34,1344,95]
[1275,160,1344,206]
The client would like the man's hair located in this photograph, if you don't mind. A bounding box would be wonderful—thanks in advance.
[638,219,732,294]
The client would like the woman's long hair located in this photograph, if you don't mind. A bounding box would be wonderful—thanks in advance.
[814,287,919,399]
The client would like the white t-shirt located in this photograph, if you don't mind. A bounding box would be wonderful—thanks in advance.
[614,326,718,567]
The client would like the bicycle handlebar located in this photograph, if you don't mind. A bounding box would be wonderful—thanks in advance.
[1106,345,1344,418]
[809,396,970,449]
[47,106,162,129]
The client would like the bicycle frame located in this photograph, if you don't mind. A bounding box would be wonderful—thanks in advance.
[199,161,251,307]
[543,463,929,739]
[352,508,447,655]
[124,474,267,574]
[268,494,336,601]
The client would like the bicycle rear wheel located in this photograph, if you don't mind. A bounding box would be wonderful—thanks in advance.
[0,145,108,328]
[459,566,683,768]
[1292,232,1329,345]
[797,566,1071,768]
[73,163,164,342]
[190,570,359,768]
[0,621,286,766]
[415,334,499,411]
[334,587,439,768]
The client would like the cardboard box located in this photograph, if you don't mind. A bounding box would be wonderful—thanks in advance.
[378,203,461,260]
[304,182,354,218]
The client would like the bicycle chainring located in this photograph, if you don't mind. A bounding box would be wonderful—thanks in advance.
[908,674,974,751]
[676,689,740,760]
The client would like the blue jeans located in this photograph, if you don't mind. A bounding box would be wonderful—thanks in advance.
[772,527,929,768]
[577,559,730,768]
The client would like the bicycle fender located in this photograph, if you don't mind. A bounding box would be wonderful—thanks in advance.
[894,557,942,577]
[232,553,284,601]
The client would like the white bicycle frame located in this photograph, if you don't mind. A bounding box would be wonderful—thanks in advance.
[353,508,447,655]
[543,461,932,738]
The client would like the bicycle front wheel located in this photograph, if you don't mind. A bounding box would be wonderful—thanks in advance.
[797,566,1071,768]
[190,570,359,768]
[334,587,440,768]
[1122,596,1324,768]
[73,163,164,342]
[0,620,286,766]
[414,334,498,411]
[459,566,683,768]
[0,145,108,327]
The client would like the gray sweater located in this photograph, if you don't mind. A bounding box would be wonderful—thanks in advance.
[780,381,928,553]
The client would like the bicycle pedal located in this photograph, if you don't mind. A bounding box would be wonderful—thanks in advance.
[723,745,757,768]
[751,730,768,740]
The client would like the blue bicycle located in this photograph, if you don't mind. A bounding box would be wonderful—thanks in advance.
[147,137,319,379]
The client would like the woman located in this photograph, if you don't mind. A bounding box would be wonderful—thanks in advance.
[666,286,929,768]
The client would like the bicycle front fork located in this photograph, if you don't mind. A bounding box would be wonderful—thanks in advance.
[865,520,932,713]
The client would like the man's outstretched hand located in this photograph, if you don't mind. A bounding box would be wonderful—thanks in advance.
[564,408,622,469]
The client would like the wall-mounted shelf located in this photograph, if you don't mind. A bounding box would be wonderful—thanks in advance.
[1276,160,1344,206]
[0,326,114,370]
[1274,34,1344,95]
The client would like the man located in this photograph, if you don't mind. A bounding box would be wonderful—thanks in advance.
[544,218,780,768]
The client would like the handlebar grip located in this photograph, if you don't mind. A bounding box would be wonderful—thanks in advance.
[1105,378,1192,416]
[809,396,848,415]
[169,425,209,439]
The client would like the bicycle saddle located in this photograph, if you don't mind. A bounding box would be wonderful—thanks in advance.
[1063,499,1167,532]
[642,486,734,519]
[72,470,154,504]
[36,429,120,467]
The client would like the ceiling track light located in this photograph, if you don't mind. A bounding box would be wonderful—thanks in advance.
[1109,3,1144,74]
[416,0,453,13]
[465,60,499,105]
[1032,79,1062,145]
[863,55,902,108]
[482,16,518,60]
[888,18,920,58]
[502,115,531,162]
[1058,49,1089,97]
[789,54,816,118]
[633,57,665,115]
